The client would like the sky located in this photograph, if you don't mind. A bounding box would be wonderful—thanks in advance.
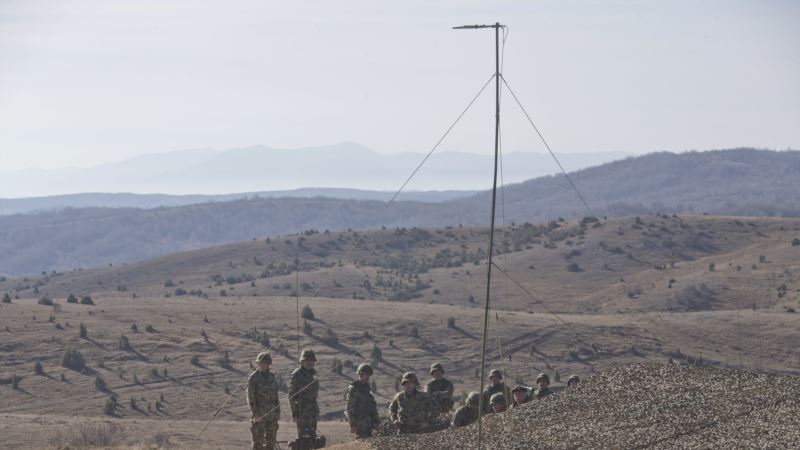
[0,0,798,171]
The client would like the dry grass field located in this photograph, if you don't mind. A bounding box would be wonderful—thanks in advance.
[1,215,799,448]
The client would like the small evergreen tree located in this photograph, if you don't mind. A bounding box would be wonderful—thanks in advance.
[370,344,383,362]
[79,323,87,338]
[80,295,94,305]
[301,305,315,320]
[34,360,44,375]
[2,292,12,303]
[66,294,78,304]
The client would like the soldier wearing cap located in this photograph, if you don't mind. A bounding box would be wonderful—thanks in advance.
[288,349,320,439]
[247,352,280,450]
[511,385,530,408]
[567,374,580,389]
[425,362,454,413]
[389,372,439,434]
[533,373,553,399]
[482,369,512,413]
[346,363,380,438]
[451,391,480,428]
[489,392,507,413]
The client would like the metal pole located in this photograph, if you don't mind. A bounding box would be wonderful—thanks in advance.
[478,22,502,450]
[452,22,505,450]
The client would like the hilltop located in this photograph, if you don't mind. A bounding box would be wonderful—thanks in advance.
[1,148,799,275]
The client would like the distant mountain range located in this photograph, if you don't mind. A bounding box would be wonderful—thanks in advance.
[0,148,797,276]
[0,143,631,199]
[0,188,477,216]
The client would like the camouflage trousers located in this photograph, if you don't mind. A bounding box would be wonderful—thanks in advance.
[250,419,278,450]
[295,415,318,438]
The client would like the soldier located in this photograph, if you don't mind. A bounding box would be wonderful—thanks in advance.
[425,362,454,413]
[451,391,480,428]
[288,349,320,440]
[389,372,439,434]
[346,363,380,438]
[489,392,507,413]
[482,369,512,413]
[567,374,580,388]
[533,373,553,399]
[511,385,530,408]
[247,352,280,450]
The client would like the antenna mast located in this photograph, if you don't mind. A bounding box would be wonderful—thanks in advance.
[453,21,505,450]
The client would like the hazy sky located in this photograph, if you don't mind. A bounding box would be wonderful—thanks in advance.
[1,0,798,170]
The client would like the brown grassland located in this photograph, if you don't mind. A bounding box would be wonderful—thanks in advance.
[1,214,799,448]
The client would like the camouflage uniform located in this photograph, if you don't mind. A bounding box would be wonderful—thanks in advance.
[247,352,280,450]
[533,373,553,399]
[289,350,320,438]
[511,385,531,408]
[389,372,439,434]
[489,392,507,413]
[346,364,380,438]
[451,392,480,428]
[425,363,454,413]
[567,374,580,388]
[482,369,512,413]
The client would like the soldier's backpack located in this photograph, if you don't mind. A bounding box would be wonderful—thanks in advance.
[288,430,326,450]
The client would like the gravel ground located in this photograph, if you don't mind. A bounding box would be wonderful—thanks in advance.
[370,363,800,449]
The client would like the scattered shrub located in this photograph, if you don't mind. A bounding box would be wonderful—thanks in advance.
[190,355,201,367]
[567,262,582,273]
[145,324,156,333]
[102,396,116,415]
[61,348,86,371]
[38,295,54,306]
[370,344,383,362]
[79,323,88,338]
[301,305,315,320]
[95,376,107,391]
[302,320,313,335]
[80,296,94,305]
[34,360,44,375]
[66,294,78,304]
[118,334,133,351]
[447,317,456,328]
[1,293,11,304]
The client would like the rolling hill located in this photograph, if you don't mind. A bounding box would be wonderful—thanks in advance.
[0,148,798,276]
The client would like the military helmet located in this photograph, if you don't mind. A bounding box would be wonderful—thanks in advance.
[536,373,550,384]
[466,391,480,406]
[357,363,374,375]
[256,352,272,363]
[489,369,503,379]
[300,349,317,362]
[511,385,528,394]
[430,362,445,375]
[400,372,419,386]
[568,374,580,384]
[490,393,506,404]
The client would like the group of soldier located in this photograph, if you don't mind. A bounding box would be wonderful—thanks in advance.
[246,349,581,450]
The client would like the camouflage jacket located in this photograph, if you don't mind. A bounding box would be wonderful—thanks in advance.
[533,387,553,399]
[346,380,380,427]
[482,383,511,413]
[388,389,438,431]
[288,366,319,418]
[247,370,280,419]
[451,405,479,428]
[425,378,454,411]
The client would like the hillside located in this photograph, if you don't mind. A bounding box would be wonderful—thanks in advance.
[1,148,798,276]
[3,215,799,317]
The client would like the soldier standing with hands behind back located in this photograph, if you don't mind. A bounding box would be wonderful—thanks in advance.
[289,349,320,441]
[247,352,280,450]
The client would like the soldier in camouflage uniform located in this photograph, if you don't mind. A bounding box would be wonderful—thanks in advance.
[425,362,454,413]
[247,352,280,450]
[567,374,580,389]
[533,373,553,399]
[490,392,507,413]
[346,363,380,438]
[482,369,512,413]
[288,349,320,439]
[451,391,480,428]
[511,385,531,408]
[389,372,439,434]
